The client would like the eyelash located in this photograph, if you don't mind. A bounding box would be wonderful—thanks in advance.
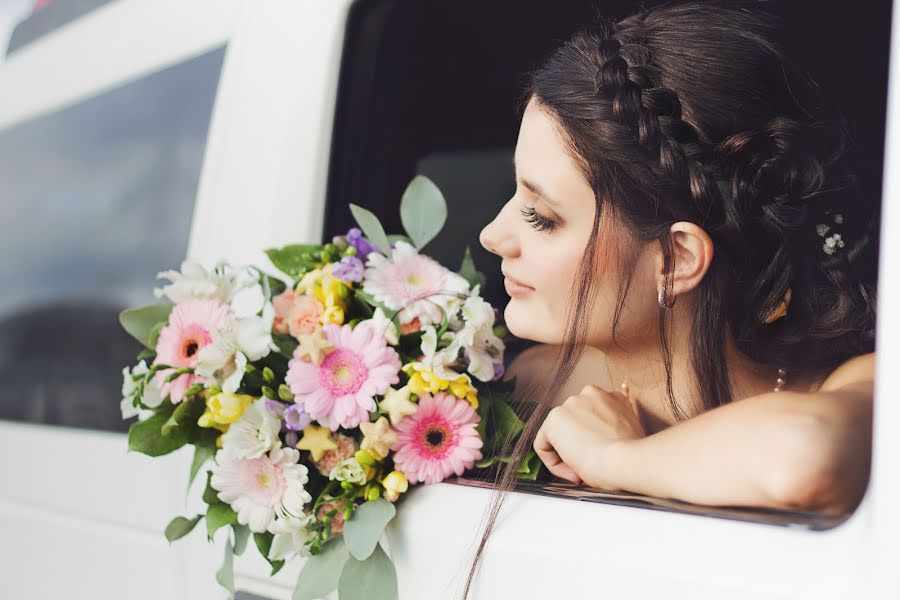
[519,205,557,232]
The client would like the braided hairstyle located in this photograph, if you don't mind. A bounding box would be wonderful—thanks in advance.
[462,1,878,596]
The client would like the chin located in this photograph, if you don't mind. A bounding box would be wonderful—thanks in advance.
[503,299,561,344]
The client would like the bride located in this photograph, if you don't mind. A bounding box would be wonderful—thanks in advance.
[474,0,877,544]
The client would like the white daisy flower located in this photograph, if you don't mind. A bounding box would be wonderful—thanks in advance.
[211,445,312,534]
[219,398,282,460]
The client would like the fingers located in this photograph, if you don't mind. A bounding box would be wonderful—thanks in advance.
[534,410,584,485]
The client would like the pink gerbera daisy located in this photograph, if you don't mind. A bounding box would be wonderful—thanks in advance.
[285,322,401,431]
[363,240,470,328]
[153,298,230,403]
[390,391,483,485]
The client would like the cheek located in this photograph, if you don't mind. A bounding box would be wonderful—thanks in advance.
[502,239,586,343]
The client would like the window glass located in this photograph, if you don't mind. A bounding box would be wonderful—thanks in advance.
[0,45,226,432]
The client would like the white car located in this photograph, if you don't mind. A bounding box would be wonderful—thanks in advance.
[1,1,898,599]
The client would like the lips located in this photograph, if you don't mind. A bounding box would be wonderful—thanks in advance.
[502,268,535,297]
[501,269,533,289]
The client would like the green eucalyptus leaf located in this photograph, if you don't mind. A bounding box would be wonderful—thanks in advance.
[207,503,238,540]
[458,245,487,291]
[400,175,447,250]
[127,411,190,457]
[349,203,392,258]
[164,515,202,543]
[386,234,414,245]
[119,304,173,348]
[265,244,322,278]
[293,537,351,600]
[337,542,398,600]
[216,536,235,598]
[342,499,397,561]
[252,531,284,575]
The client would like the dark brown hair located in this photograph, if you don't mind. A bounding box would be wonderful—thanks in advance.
[462,1,878,596]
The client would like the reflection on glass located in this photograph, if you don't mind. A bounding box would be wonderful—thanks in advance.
[0,46,226,431]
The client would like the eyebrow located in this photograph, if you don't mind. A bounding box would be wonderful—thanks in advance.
[513,156,562,209]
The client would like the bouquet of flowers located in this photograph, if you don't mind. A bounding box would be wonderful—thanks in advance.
[119,175,541,599]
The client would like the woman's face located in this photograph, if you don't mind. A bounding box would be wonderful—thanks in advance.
[479,99,658,346]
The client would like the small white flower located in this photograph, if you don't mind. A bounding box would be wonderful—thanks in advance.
[329,457,367,485]
[154,260,266,317]
[269,513,314,561]
[451,292,506,382]
[195,309,277,393]
[220,398,282,460]
[368,307,400,345]
[816,223,830,237]
[120,361,162,419]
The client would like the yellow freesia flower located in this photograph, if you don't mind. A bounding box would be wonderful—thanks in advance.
[401,363,479,409]
[381,471,409,502]
[197,392,255,432]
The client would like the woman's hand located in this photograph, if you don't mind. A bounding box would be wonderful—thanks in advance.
[533,384,647,489]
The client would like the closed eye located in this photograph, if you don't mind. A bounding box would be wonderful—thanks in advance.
[520,205,557,232]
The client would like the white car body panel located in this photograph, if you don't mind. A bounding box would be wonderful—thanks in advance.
[0,1,896,599]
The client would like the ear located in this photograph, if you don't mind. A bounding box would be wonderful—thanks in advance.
[656,222,714,299]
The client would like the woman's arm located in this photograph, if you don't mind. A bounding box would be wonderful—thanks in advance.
[603,380,873,515]
[535,353,875,515]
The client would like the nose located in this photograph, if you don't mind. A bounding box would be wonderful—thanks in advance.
[479,200,519,258]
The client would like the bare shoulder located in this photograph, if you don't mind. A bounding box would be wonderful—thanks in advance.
[815,352,876,393]
[504,343,613,406]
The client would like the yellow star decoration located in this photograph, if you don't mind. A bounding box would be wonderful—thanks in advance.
[359,416,398,459]
[378,385,418,426]
[295,424,338,461]
[295,330,335,365]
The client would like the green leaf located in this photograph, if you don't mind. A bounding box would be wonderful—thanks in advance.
[386,234,414,245]
[265,244,322,278]
[273,333,299,357]
[189,445,216,488]
[127,411,190,457]
[253,532,286,576]
[517,449,543,481]
[265,274,287,297]
[349,203,392,258]
[164,515,202,543]
[400,175,447,250]
[232,524,250,556]
[342,499,396,561]
[293,536,351,600]
[485,394,524,456]
[207,503,238,540]
[458,245,487,291]
[161,396,203,436]
[203,471,220,505]
[119,304,173,348]
[337,542,398,600]
[216,536,235,598]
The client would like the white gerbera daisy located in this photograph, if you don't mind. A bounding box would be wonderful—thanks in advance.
[219,398,282,460]
[211,445,312,534]
[363,240,470,328]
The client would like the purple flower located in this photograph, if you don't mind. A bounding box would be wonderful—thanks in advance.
[346,227,375,261]
[492,361,506,381]
[264,399,287,418]
[331,255,365,283]
[283,403,312,431]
